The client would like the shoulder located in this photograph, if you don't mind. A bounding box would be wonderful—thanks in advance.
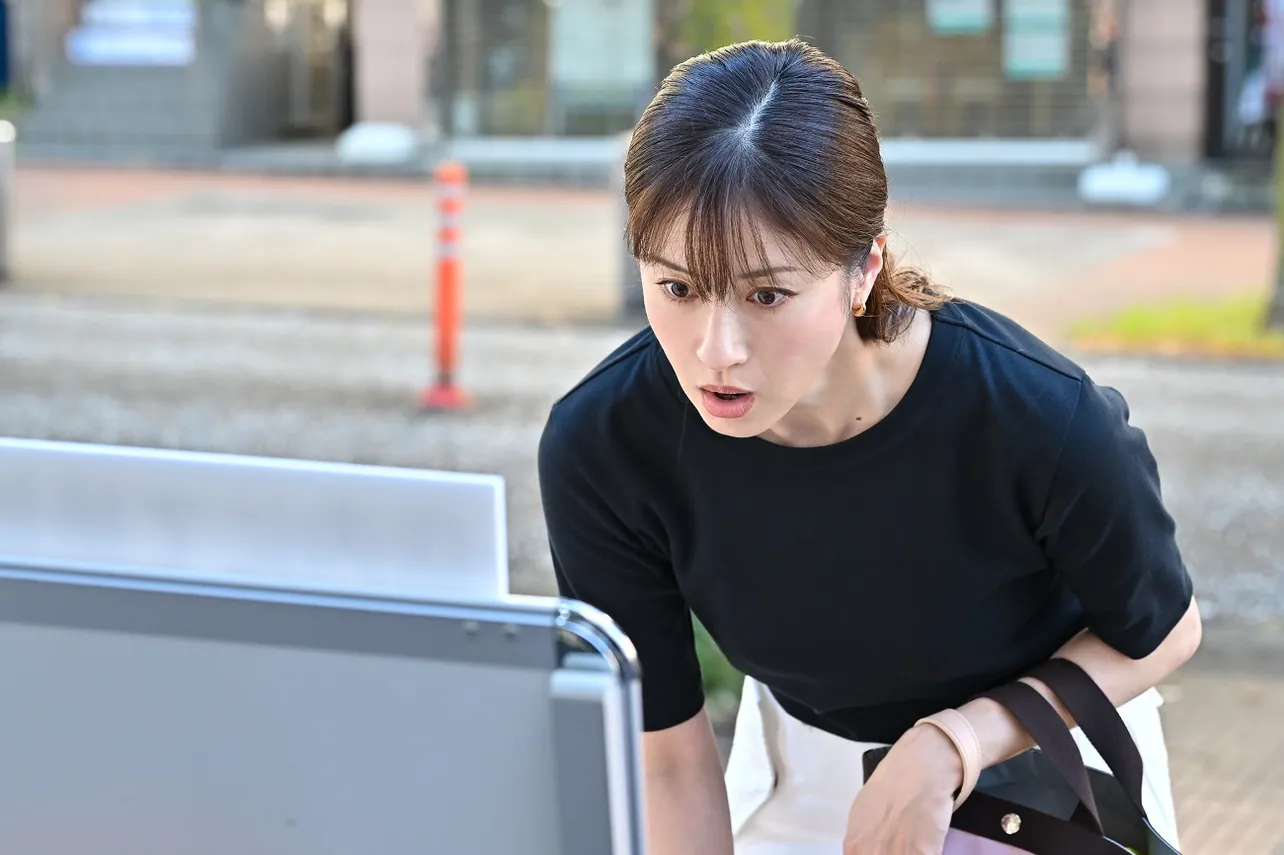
[933,300,1143,486]
[539,325,675,470]
[935,299,1093,434]
[936,299,1087,388]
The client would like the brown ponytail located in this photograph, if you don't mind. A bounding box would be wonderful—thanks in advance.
[856,245,950,343]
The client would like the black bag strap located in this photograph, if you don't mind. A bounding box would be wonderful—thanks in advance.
[978,680,1104,835]
[1026,657,1147,814]
[953,790,1127,855]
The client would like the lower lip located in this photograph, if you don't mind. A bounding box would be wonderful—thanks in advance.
[700,389,756,419]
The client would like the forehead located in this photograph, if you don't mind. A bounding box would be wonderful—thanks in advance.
[644,212,807,270]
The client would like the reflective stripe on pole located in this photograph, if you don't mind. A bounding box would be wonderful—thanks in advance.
[421,161,471,410]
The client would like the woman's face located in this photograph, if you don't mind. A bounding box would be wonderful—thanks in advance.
[642,224,879,439]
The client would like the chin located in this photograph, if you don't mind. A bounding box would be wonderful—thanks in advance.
[697,413,764,438]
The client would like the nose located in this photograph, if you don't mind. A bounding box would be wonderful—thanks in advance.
[696,303,749,372]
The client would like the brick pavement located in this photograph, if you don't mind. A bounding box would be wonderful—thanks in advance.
[9,166,1278,342]
[883,200,1276,341]
[1163,671,1284,854]
[1160,627,1284,855]
[11,166,621,322]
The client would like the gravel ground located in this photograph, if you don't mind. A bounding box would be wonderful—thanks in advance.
[3,292,1281,625]
[0,293,619,595]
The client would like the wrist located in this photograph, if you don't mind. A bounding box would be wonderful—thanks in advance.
[909,710,983,809]
[899,722,965,793]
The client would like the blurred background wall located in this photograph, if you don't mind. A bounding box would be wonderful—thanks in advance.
[2,0,1277,209]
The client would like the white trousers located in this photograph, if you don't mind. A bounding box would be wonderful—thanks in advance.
[724,677,1180,855]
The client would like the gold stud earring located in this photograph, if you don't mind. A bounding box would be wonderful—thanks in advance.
[852,302,866,317]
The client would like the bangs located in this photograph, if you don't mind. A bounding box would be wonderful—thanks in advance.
[626,149,836,301]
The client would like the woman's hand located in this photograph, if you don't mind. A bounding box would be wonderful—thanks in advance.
[842,723,963,855]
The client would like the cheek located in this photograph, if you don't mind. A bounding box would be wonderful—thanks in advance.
[758,300,849,371]
[643,295,699,367]
[643,287,673,332]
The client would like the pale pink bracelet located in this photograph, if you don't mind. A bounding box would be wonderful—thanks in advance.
[914,709,983,810]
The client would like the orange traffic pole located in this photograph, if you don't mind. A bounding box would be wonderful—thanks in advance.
[421,161,471,410]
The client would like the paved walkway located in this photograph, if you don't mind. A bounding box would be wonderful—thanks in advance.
[5,166,1283,852]
[9,166,1278,342]
[1161,631,1284,855]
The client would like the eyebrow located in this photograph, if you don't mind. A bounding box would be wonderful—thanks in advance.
[651,256,803,280]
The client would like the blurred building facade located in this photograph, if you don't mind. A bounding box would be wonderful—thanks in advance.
[434,0,653,138]
[11,0,339,162]
[1201,0,1278,162]
[428,0,1275,202]
[6,0,1275,201]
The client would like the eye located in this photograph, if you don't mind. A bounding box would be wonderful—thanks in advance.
[660,279,692,300]
[750,289,791,308]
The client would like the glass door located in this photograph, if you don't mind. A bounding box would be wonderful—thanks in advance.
[267,0,353,136]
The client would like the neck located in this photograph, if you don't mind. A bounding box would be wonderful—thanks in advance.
[759,309,931,448]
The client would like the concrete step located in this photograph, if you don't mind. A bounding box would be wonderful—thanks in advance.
[33,85,218,113]
[44,63,194,88]
[28,67,215,113]
[16,120,220,151]
[16,60,221,153]
[1167,160,1275,214]
[16,139,223,167]
[18,109,218,139]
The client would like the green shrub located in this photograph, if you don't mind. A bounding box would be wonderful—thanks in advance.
[694,617,744,722]
[1070,293,1284,359]
[680,0,797,55]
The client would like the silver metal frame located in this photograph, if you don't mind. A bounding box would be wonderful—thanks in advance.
[0,562,645,855]
[554,597,647,855]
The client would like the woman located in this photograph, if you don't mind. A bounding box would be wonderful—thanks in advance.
[537,39,1200,855]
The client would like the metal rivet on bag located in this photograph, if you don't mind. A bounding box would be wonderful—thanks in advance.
[1000,813,1022,835]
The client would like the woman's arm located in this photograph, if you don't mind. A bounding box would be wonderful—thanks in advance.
[642,710,736,855]
[539,415,729,852]
[900,596,1202,782]
[843,599,1202,855]
[963,596,1200,769]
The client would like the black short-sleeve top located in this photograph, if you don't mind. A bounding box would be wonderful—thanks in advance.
[537,300,1194,743]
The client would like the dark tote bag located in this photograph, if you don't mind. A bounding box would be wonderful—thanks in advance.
[862,658,1183,855]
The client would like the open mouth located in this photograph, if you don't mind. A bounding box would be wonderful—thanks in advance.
[699,386,755,419]
[703,385,751,398]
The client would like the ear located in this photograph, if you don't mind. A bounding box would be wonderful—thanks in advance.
[851,234,888,311]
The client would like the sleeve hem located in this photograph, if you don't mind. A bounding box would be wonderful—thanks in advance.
[642,692,708,733]
[1096,584,1194,661]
